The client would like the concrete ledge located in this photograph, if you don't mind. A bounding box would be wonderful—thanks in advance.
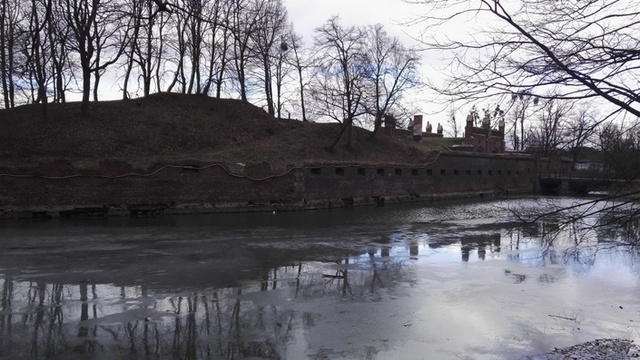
[0,188,532,220]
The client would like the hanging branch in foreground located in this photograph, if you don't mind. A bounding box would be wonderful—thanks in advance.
[405,0,640,118]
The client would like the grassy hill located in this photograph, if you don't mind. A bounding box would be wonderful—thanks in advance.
[0,93,450,170]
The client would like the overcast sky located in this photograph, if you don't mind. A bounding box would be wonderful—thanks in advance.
[284,0,421,43]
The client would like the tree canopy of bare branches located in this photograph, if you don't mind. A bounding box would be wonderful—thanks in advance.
[408,0,640,120]
[309,17,422,149]
[362,24,421,137]
[310,17,369,151]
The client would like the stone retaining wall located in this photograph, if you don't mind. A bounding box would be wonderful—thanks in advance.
[0,151,562,218]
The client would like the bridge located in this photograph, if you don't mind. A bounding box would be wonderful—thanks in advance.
[538,176,626,195]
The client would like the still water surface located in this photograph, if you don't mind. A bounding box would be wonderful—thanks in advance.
[0,197,639,359]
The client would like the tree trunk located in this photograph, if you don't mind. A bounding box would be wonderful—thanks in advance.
[122,45,134,99]
[327,117,354,152]
[144,9,154,97]
[237,58,247,101]
[122,3,141,100]
[215,35,228,98]
[81,68,91,117]
[263,55,274,116]
[1,0,16,108]
[327,122,350,153]
[0,0,9,109]
[47,10,66,103]
[30,0,48,119]
[297,67,306,121]
[155,12,164,94]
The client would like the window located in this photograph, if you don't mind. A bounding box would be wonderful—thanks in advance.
[477,170,482,176]
[336,168,344,176]
[440,169,446,175]
[357,168,366,176]
[453,170,459,176]
[395,168,402,176]
[466,170,471,176]
[488,170,493,176]
[411,169,418,176]
[377,168,385,176]
[310,168,321,175]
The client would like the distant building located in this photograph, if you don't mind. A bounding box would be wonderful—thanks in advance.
[397,112,506,153]
[462,112,505,153]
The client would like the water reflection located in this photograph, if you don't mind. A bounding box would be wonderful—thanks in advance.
[1,197,640,359]
[0,255,413,359]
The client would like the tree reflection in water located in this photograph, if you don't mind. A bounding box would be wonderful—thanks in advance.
[0,249,414,360]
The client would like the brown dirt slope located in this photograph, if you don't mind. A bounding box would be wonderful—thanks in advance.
[0,93,444,169]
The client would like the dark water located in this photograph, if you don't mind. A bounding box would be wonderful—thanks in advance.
[0,197,639,359]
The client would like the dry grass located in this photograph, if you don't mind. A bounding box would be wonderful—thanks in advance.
[0,93,449,169]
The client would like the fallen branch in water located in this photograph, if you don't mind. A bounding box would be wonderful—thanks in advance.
[548,314,577,321]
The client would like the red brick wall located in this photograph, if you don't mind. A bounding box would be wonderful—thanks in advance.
[0,152,541,216]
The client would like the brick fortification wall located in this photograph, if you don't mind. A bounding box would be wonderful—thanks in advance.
[0,162,296,216]
[0,152,540,217]
[302,151,537,205]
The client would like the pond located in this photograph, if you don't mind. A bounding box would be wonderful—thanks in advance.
[0,197,639,359]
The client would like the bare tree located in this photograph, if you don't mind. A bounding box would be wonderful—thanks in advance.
[272,29,292,118]
[528,96,573,154]
[47,2,71,103]
[598,123,640,180]
[201,0,230,98]
[228,0,265,101]
[59,0,128,116]
[363,24,421,137]
[154,11,169,92]
[250,0,287,116]
[446,101,459,137]
[407,0,640,120]
[121,0,147,99]
[23,0,51,118]
[184,0,205,94]
[165,7,188,93]
[2,0,69,110]
[122,0,173,99]
[287,30,308,121]
[565,104,600,164]
[311,16,368,151]
[506,91,538,151]
[0,0,21,109]
[91,0,127,101]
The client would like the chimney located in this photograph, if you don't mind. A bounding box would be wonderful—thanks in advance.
[413,115,423,142]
